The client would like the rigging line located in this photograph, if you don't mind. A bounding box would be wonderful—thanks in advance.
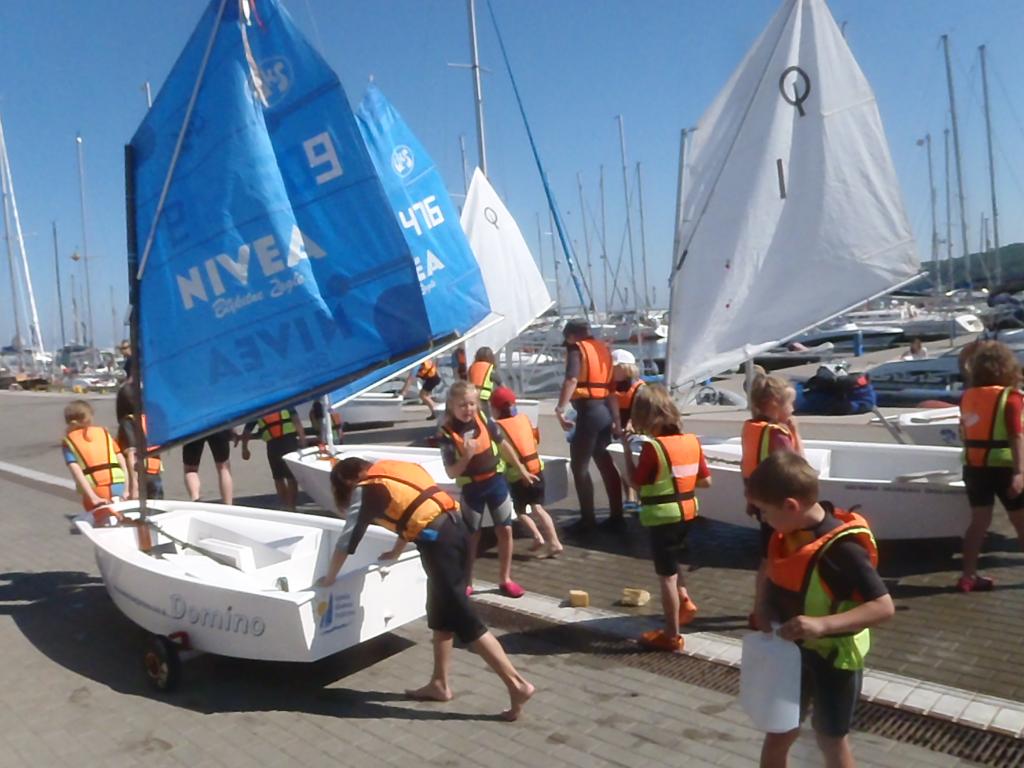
[136,0,229,280]
[302,0,327,56]
[671,0,798,275]
[991,62,1024,143]
[484,0,593,314]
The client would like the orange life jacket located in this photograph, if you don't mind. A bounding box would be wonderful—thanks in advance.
[741,419,793,479]
[616,379,645,421]
[455,348,467,380]
[960,386,1015,467]
[124,414,162,474]
[357,460,458,542]
[638,433,701,525]
[442,411,502,484]
[468,361,495,401]
[418,360,438,379]
[573,338,613,400]
[258,410,296,442]
[496,413,543,481]
[64,426,125,489]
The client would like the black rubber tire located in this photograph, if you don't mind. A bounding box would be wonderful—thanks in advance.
[143,635,181,692]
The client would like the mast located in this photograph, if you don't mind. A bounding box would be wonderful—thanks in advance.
[1,153,24,368]
[110,285,119,349]
[599,164,609,315]
[941,35,971,289]
[459,134,470,197]
[943,128,953,290]
[979,45,1001,286]
[70,274,79,346]
[535,212,546,306]
[636,162,651,310]
[466,0,487,176]
[75,133,96,346]
[917,133,939,295]
[125,144,149,519]
[52,222,66,348]
[576,172,595,311]
[548,209,563,311]
[616,115,639,311]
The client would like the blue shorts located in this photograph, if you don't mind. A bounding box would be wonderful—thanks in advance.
[460,474,514,531]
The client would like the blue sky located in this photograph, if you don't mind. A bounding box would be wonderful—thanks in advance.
[1,0,1022,351]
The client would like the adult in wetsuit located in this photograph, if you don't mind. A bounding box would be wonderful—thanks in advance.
[555,319,624,533]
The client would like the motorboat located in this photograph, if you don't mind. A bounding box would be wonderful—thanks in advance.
[286,443,569,518]
[608,438,968,540]
[76,500,426,687]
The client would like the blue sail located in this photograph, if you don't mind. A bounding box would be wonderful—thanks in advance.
[130,0,434,445]
[356,85,490,339]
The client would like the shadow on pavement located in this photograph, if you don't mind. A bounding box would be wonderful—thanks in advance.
[0,570,500,721]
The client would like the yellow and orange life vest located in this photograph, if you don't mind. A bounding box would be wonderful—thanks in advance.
[573,338,613,400]
[357,460,458,542]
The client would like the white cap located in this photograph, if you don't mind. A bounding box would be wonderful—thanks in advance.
[611,349,636,366]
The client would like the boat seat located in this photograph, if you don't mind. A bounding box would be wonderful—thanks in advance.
[196,537,257,572]
[893,469,960,485]
[802,448,832,479]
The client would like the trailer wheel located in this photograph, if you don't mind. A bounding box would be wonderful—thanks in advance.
[143,635,181,692]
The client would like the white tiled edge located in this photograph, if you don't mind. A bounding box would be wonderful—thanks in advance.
[473,582,1024,738]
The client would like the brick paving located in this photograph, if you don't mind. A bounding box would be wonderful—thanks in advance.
[0,391,1006,766]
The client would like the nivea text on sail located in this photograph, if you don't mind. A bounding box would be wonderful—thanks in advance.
[176,225,326,311]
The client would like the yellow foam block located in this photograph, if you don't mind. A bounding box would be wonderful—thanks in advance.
[620,588,651,607]
[568,590,590,608]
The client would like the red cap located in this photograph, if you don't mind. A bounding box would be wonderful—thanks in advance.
[489,386,517,415]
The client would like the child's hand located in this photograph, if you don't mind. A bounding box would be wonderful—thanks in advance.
[378,550,399,562]
[784,416,800,434]
[753,607,774,633]
[778,615,826,641]
[1011,472,1024,499]
[317,574,336,587]
[241,445,251,461]
[556,412,573,432]
[461,436,478,456]
[522,471,540,485]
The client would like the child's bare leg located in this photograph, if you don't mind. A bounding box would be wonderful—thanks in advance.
[406,630,455,701]
[658,573,680,637]
[531,503,563,554]
[215,461,233,505]
[816,732,855,768]
[496,524,514,584]
[184,466,201,502]
[470,631,534,721]
[760,729,800,768]
[961,505,994,577]
[518,514,545,550]
[467,529,481,586]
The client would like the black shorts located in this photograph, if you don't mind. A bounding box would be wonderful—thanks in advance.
[182,429,232,467]
[416,514,487,644]
[421,374,442,393]
[800,649,862,738]
[509,473,546,512]
[963,465,1024,511]
[266,434,299,480]
[647,520,689,577]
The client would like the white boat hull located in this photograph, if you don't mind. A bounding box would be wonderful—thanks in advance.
[892,407,961,446]
[285,444,569,518]
[337,393,404,426]
[608,438,969,541]
[76,500,427,662]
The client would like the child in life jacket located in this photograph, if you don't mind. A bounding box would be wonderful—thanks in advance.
[239,409,308,511]
[490,386,564,558]
[619,384,711,652]
[401,358,443,420]
[309,400,343,447]
[957,340,1024,592]
[612,348,645,515]
[439,381,538,598]
[467,347,503,418]
[743,374,804,629]
[62,399,129,524]
[746,452,893,768]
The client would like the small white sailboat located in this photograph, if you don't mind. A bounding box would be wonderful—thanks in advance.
[882,406,961,446]
[285,444,570,519]
[609,440,967,540]
[338,391,405,426]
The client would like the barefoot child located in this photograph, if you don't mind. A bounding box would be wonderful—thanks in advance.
[620,384,710,652]
[491,386,564,558]
[238,409,308,511]
[317,457,534,720]
[612,348,645,515]
[438,381,538,597]
[742,374,804,629]
[401,358,443,420]
[746,452,894,768]
[63,399,130,524]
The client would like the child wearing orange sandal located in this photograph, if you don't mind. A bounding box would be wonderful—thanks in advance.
[620,384,710,652]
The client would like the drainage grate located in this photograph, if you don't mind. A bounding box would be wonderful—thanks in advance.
[481,603,1024,767]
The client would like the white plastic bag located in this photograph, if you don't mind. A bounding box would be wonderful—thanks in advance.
[740,630,802,733]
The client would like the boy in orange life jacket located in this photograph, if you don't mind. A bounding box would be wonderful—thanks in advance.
[957,340,1024,592]
[317,457,534,721]
[238,408,308,511]
[62,399,129,524]
[438,381,538,598]
[619,384,710,653]
[401,357,443,420]
[612,348,644,515]
[743,374,804,630]
[746,452,893,768]
[115,383,164,500]
[467,347,503,418]
[490,386,564,558]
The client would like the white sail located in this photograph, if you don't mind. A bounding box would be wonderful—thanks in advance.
[666,0,918,389]
[461,168,553,358]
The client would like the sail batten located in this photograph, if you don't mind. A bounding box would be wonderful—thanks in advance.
[667,0,919,389]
